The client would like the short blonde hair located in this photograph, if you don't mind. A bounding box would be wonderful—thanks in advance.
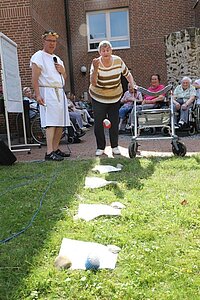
[98,40,112,52]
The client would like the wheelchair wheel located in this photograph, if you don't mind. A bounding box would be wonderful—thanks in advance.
[188,125,196,136]
[161,126,170,136]
[128,141,138,158]
[195,108,200,133]
[68,136,74,144]
[143,127,156,135]
[31,116,46,145]
[172,141,186,157]
[61,129,66,140]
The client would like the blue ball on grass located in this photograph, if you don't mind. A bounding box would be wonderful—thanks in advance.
[85,254,100,270]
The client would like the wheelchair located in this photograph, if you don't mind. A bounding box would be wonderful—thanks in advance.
[128,85,187,158]
[194,103,200,133]
[30,109,86,145]
[30,112,46,145]
[174,99,200,136]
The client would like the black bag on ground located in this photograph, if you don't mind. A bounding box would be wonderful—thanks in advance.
[0,140,17,165]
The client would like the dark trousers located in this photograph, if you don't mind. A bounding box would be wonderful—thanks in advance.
[92,99,120,150]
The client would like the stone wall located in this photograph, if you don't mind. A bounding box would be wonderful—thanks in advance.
[165,27,200,86]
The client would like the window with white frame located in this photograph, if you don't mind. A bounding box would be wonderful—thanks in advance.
[87,8,130,51]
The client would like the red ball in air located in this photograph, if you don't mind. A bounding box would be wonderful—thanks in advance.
[103,118,111,128]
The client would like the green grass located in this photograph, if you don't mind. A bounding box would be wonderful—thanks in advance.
[0,156,200,300]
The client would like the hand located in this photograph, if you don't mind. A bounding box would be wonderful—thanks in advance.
[182,103,188,110]
[36,95,45,106]
[54,63,65,75]
[92,58,100,69]
[175,102,181,110]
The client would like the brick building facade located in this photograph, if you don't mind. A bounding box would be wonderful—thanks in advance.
[0,0,70,89]
[68,0,198,96]
[0,0,199,95]
[0,0,199,132]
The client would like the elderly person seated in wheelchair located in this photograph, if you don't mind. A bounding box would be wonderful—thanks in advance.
[23,87,38,119]
[173,76,196,128]
[127,74,166,129]
[193,78,200,105]
[118,83,142,131]
[141,74,166,109]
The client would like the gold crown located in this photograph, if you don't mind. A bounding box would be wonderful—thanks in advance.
[42,31,59,39]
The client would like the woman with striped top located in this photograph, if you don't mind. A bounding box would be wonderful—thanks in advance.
[89,40,136,156]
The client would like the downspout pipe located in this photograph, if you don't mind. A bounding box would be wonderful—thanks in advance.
[64,0,75,93]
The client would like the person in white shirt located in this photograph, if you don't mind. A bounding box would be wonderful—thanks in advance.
[30,30,70,161]
[193,78,200,105]
[23,87,38,119]
[173,76,196,128]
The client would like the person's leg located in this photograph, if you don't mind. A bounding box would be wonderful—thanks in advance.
[76,109,88,123]
[107,101,120,149]
[180,104,192,124]
[142,104,156,110]
[69,111,83,129]
[173,103,178,124]
[83,108,93,121]
[118,118,123,130]
[119,105,128,130]
[175,98,184,125]
[46,127,56,154]
[52,127,70,157]
[92,99,107,150]
[119,105,128,119]
[121,106,133,128]
[45,127,64,160]
[53,127,63,151]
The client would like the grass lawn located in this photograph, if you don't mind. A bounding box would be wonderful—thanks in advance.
[0,155,200,300]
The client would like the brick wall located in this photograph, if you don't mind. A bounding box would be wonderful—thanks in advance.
[0,0,70,89]
[0,0,198,134]
[0,0,70,134]
[0,0,34,88]
[194,1,200,27]
[30,0,70,90]
[68,0,196,98]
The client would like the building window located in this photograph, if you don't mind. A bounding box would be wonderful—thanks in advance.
[87,8,130,51]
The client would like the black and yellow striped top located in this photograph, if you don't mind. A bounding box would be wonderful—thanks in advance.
[89,55,130,104]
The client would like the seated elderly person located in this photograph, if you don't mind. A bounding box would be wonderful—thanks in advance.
[118,84,142,131]
[193,78,200,105]
[141,74,166,109]
[23,87,38,119]
[76,94,93,116]
[67,92,94,126]
[67,94,88,132]
[127,74,166,129]
[173,76,196,128]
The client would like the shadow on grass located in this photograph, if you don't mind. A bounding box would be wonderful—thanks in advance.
[1,155,199,299]
[98,156,167,199]
[99,155,199,199]
[0,159,96,300]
